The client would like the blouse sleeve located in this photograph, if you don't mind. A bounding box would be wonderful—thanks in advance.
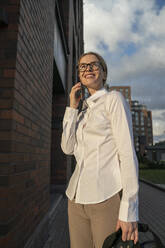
[61,107,78,155]
[106,91,139,222]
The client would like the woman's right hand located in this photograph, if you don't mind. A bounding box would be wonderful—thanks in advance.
[69,82,82,109]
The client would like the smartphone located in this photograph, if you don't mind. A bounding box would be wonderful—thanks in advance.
[75,79,86,100]
[75,85,82,99]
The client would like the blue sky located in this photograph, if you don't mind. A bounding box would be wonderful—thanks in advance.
[156,0,165,10]
[84,0,165,144]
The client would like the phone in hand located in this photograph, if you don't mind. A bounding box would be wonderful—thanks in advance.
[75,78,86,100]
[75,84,81,99]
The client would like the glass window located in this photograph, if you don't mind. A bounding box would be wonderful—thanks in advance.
[125,91,128,97]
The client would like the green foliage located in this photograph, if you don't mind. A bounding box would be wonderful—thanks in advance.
[139,169,165,184]
[137,154,165,169]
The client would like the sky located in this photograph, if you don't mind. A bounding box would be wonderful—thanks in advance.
[83,0,165,144]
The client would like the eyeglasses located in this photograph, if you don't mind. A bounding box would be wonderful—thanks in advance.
[77,61,102,72]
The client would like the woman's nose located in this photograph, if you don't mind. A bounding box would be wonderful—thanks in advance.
[86,64,93,71]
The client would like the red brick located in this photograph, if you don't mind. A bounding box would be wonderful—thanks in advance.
[0,79,14,87]
[0,59,16,68]
[0,154,11,163]
[12,110,24,124]
[12,132,30,143]
[0,89,14,98]
[3,69,15,78]
[0,164,15,174]
[0,99,13,108]
[9,0,20,5]
[0,140,11,152]
[6,5,19,12]
[0,131,11,140]
[0,120,12,130]
[15,122,29,135]
[0,110,12,119]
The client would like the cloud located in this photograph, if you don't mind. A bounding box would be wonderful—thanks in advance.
[152,109,165,143]
[84,0,141,52]
[84,0,165,143]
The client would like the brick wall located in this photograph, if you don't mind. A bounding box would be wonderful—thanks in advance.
[0,0,54,247]
[51,94,67,185]
[0,1,20,247]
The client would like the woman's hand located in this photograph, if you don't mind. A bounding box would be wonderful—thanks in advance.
[116,219,138,244]
[69,82,82,109]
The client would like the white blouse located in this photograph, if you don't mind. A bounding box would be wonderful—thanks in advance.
[61,88,139,222]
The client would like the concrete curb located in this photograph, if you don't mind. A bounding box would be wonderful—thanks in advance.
[49,194,63,225]
[43,195,66,248]
[140,178,165,192]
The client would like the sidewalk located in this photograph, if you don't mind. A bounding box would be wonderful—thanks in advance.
[43,195,69,248]
[139,181,165,246]
[43,181,165,247]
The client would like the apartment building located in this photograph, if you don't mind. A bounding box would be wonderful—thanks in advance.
[131,100,153,155]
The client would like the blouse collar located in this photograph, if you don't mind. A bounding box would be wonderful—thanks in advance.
[86,87,108,108]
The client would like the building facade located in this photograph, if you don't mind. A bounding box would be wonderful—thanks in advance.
[0,1,83,248]
[109,86,131,106]
[145,146,165,162]
[131,100,153,155]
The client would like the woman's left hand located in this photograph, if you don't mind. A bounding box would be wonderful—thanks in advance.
[116,219,138,244]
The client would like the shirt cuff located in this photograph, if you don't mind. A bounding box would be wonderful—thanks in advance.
[64,107,79,121]
[119,200,139,222]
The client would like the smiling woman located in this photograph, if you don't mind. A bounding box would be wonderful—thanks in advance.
[76,52,108,97]
[61,52,139,248]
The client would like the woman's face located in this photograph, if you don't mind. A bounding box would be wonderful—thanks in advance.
[78,54,105,90]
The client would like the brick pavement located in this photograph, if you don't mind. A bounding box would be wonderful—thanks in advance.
[44,182,165,248]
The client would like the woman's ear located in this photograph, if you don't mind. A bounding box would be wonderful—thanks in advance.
[103,71,106,81]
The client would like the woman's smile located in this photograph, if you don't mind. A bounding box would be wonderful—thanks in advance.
[85,73,95,79]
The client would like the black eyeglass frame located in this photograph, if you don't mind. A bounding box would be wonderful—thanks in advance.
[77,61,104,72]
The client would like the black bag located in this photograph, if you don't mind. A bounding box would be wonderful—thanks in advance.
[102,222,165,248]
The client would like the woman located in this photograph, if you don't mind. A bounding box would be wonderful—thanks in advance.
[61,52,139,248]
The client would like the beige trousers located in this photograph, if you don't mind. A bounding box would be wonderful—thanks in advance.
[68,192,121,248]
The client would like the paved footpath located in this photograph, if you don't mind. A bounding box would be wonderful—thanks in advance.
[138,181,165,246]
[44,182,165,248]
